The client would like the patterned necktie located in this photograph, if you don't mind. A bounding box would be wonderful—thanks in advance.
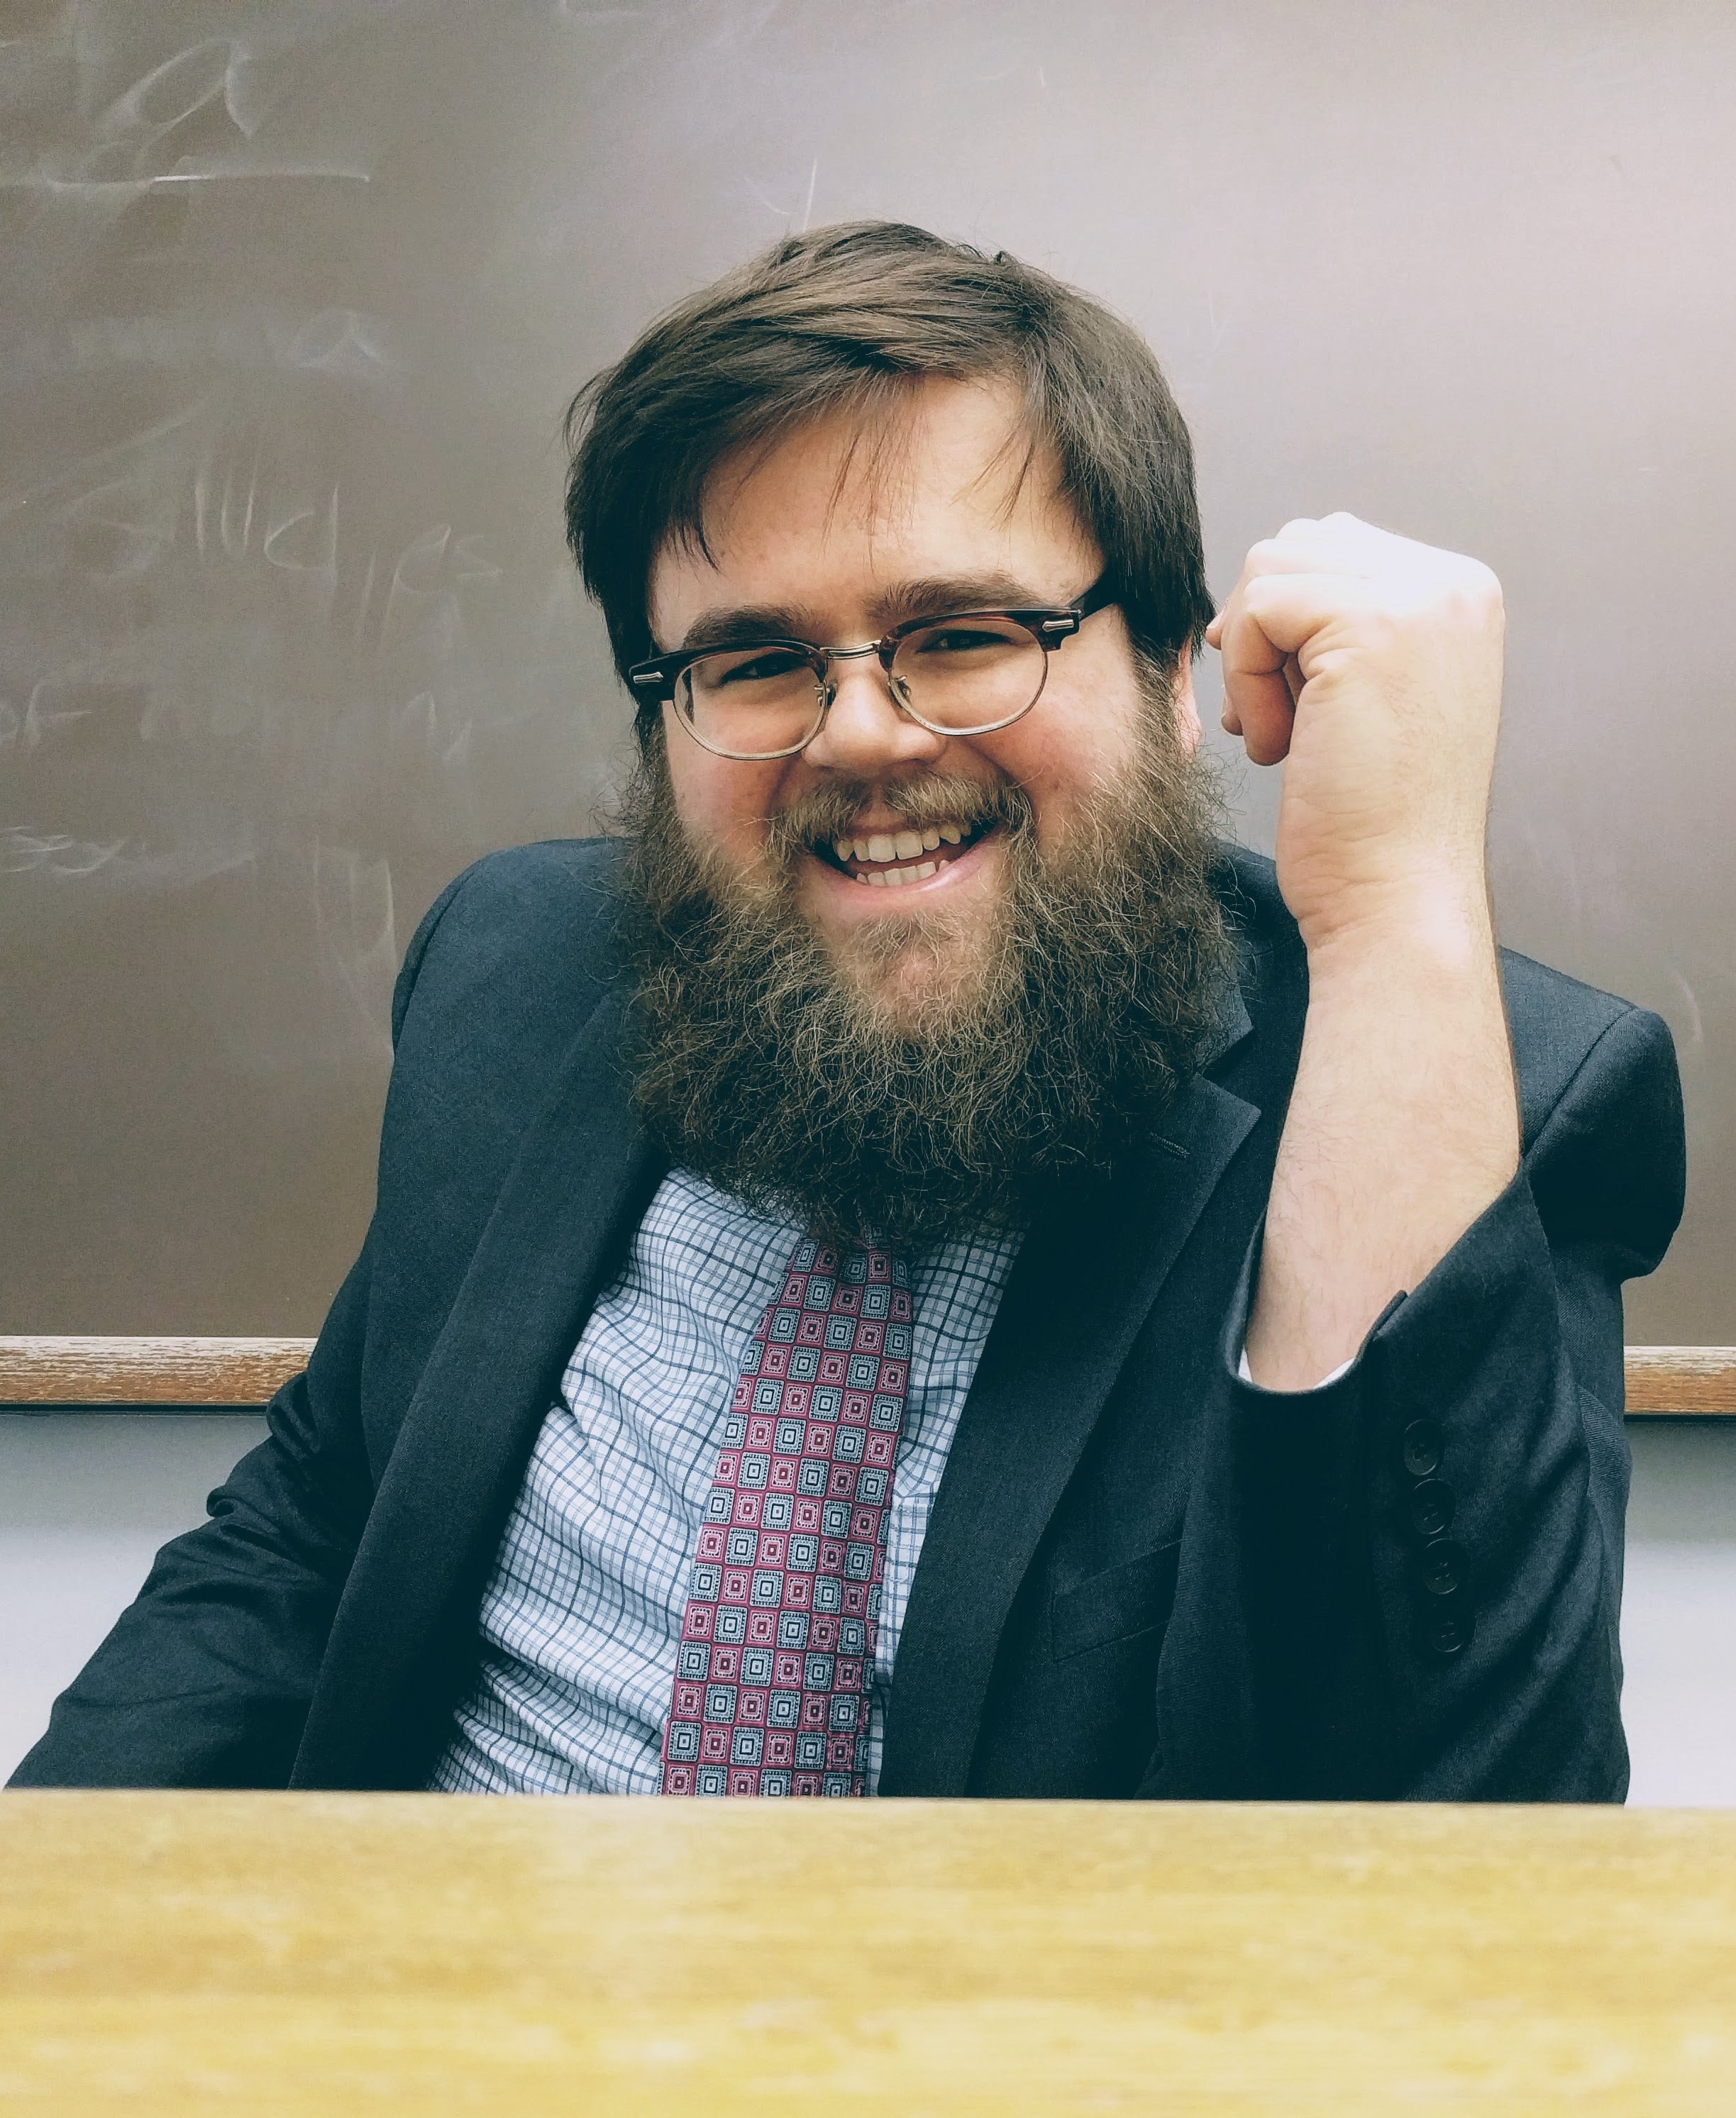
[661,1236,912,1797]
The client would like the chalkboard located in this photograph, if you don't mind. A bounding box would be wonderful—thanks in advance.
[3,0,1728,1342]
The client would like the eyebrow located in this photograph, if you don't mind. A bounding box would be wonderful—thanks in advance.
[675,572,1052,655]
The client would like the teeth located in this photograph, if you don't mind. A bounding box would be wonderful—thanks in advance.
[836,819,978,870]
[859,859,940,889]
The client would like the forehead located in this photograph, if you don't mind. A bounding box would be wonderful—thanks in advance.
[647,376,1098,641]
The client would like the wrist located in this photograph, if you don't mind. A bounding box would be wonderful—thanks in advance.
[1293,871,1520,1182]
[1296,864,1495,979]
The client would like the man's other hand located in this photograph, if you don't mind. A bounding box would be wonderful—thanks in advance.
[1205,513,1505,954]
[1210,515,1520,1391]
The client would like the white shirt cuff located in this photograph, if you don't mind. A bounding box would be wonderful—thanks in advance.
[1237,1346,1355,1393]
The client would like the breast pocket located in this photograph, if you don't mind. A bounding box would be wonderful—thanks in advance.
[1049,1539,1182,1663]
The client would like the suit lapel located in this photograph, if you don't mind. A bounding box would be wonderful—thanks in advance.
[879,1066,1261,1796]
[294,987,668,1786]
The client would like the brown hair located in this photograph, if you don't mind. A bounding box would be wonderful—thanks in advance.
[564,220,1212,732]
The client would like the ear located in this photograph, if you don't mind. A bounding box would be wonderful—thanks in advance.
[1171,651,1203,753]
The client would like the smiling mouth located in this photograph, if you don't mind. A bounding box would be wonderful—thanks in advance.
[812,817,997,888]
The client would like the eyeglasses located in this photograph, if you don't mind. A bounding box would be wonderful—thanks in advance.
[628,573,1119,761]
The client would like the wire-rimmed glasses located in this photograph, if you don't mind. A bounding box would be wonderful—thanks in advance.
[628,573,1119,760]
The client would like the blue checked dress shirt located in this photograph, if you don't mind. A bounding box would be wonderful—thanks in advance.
[430,1168,1023,1796]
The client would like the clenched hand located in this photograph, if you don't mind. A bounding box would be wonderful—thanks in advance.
[1207,511,1505,952]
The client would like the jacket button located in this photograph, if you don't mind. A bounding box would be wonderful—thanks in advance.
[1401,1419,1444,1477]
[1425,1607,1473,1656]
[1409,1479,1456,1540]
[1415,1538,1466,1598]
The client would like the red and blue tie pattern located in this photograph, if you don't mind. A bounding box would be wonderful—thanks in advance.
[660,1238,912,1797]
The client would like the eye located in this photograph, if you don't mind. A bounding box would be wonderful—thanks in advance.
[913,625,1012,655]
[710,646,809,685]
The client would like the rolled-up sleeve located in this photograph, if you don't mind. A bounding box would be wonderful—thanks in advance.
[1210,1001,1684,1801]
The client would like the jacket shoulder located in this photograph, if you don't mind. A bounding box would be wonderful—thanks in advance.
[1500,951,1683,1273]
[391,836,629,1048]
[1495,946,1630,1141]
[1213,838,1676,1148]
[374,837,636,1284]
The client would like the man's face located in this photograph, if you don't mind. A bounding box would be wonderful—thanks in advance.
[646,377,1203,1022]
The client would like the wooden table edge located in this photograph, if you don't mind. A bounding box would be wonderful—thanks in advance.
[1,1338,1732,1414]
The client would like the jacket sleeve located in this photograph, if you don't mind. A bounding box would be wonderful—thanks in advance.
[7,875,471,1789]
[1190,998,1684,1801]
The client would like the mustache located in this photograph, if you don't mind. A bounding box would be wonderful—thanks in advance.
[615,719,1237,1252]
[762,772,1031,868]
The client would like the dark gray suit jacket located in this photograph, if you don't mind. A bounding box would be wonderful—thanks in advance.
[13,838,1685,1798]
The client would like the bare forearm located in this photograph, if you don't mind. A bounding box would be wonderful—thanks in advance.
[1244,880,1520,1391]
[1205,513,1516,1385]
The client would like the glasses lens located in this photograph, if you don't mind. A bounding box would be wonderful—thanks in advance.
[680,646,822,758]
[890,616,1045,733]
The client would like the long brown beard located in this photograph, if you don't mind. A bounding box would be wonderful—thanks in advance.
[614,689,1236,1251]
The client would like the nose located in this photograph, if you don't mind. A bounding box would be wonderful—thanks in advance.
[801,650,948,777]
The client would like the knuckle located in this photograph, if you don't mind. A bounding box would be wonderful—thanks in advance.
[1468,558,1504,606]
[1443,557,1503,620]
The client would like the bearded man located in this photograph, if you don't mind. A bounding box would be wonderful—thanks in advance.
[15,222,1684,1800]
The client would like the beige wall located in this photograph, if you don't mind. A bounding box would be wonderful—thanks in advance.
[1,0,1730,1340]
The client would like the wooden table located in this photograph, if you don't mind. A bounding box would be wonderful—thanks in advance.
[4,1799,1736,2112]
[6,1338,1736,1412]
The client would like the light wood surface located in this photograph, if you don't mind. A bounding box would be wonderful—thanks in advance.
[2,1336,1732,1413]
[1625,1344,1736,1414]
[0,1336,314,1406]
[3,1796,1736,2113]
